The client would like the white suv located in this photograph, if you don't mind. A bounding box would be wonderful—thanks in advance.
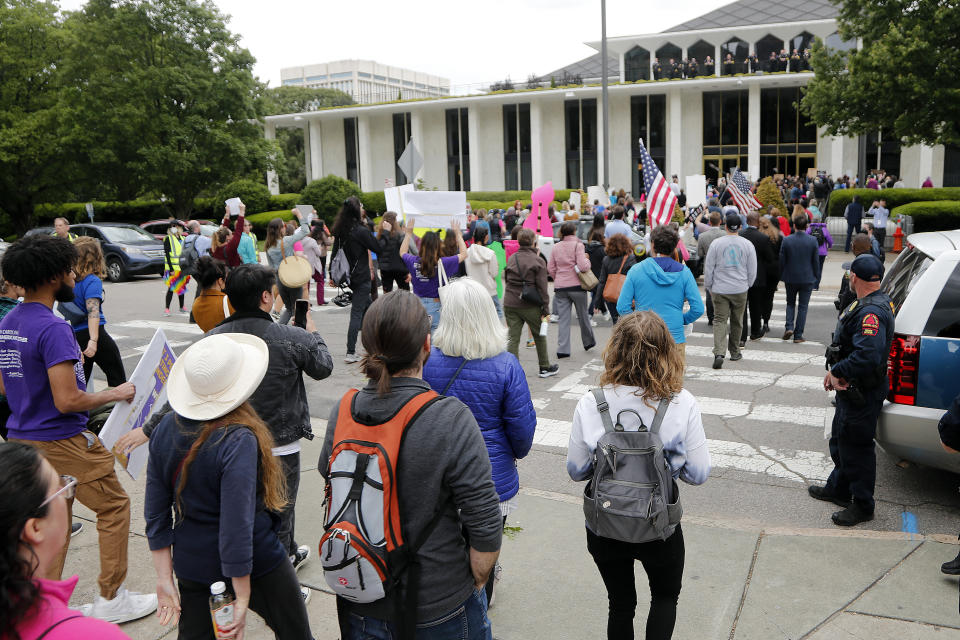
[877,229,960,473]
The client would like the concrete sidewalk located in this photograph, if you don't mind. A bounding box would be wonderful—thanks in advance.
[68,431,960,640]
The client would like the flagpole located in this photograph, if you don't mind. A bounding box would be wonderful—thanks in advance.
[600,0,609,193]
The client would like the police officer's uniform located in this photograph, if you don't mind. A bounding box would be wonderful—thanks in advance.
[814,254,894,525]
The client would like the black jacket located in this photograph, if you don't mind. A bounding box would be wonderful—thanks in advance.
[740,227,776,288]
[376,231,407,273]
[333,225,380,285]
[208,310,333,446]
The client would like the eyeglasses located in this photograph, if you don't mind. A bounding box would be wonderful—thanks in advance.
[37,475,77,511]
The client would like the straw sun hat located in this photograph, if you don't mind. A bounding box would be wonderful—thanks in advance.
[167,333,269,421]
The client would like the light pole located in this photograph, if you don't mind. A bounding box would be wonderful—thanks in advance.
[600,0,610,192]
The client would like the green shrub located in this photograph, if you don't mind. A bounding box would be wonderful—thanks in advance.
[826,188,960,217]
[246,209,296,236]
[755,177,786,216]
[890,201,960,233]
[301,175,361,223]
[192,197,217,220]
[361,191,387,215]
[34,200,174,224]
[214,180,272,215]
[269,193,301,211]
[466,189,573,203]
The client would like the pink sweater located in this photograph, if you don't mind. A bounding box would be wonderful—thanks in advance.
[548,236,592,289]
[15,576,130,640]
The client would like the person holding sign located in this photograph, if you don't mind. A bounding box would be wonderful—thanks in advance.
[399,217,467,331]
[0,236,155,624]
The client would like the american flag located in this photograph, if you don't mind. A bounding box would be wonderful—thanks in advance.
[728,169,763,212]
[638,139,677,227]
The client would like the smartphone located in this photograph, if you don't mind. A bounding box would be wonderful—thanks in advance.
[294,299,309,329]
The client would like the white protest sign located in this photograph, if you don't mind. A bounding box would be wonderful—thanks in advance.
[400,190,467,228]
[587,186,606,208]
[98,329,176,480]
[225,197,243,217]
[295,204,314,226]
[685,175,707,208]
[568,191,581,210]
[384,184,416,222]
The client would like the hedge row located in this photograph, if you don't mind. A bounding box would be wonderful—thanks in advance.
[827,188,960,217]
[890,201,960,233]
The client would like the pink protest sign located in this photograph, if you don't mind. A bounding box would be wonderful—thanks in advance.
[523,181,554,236]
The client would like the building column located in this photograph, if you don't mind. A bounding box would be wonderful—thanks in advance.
[618,53,625,82]
[264,121,279,195]
[665,89,683,179]
[308,119,323,183]
[302,125,313,185]
[357,115,374,191]
[608,93,632,192]
[715,44,722,76]
[747,83,761,180]
[918,145,936,187]
[531,97,565,188]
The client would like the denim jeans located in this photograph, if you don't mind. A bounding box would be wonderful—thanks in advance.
[491,295,503,320]
[343,589,492,640]
[784,283,813,339]
[420,297,442,331]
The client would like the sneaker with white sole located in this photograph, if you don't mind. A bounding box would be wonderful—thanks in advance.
[80,587,157,624]
[344,353,361,364]
[290,545,310,571]
[549,314,559,323]
[70,522,83,537]
[300,586,312,605]
[538,364,560,378]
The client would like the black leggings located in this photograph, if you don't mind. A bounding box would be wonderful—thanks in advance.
[587,525,685,640]
[176,560,311,640]
[74,327,127,388]
[165,291,185,310]
[380,269,409,292]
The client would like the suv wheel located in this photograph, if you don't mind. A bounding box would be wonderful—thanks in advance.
[106,258,125,283]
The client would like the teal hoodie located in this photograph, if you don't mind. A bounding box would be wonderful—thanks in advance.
[616,258,704,344]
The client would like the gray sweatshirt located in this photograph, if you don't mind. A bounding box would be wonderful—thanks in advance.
[703,233,757,295]
[319,378,502,622]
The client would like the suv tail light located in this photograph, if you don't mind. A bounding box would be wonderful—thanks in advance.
[888,333,920,405]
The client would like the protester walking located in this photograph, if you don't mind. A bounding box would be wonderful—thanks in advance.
[0,443,131,639]
[739,212,776,343]
[163,222,190,316]
[758,216,783,335]
[567,312,710,640]
[594,234,636,324]
[548,222,596,357]
[145,333,312,639]
[617,225,703,361]
[780,212,821,343]
[377,212,409,293]
[0,236,155,624]
[265,208,310,326]
[703,213,756,369]
[398,219,467,331]
[696,211,725,325]
[465,225,503,318]
[68,237,127,388]
[586,230,608,319]
[807,211,834,290]
[423,278,536,606]
[505,228,558,378]
[320,290,502,638]
[189,256,234,332]
[331,197,385,363]
[843,195,863,252]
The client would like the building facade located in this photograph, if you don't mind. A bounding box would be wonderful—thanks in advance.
[280,60,449,106]
[266,3,959,195]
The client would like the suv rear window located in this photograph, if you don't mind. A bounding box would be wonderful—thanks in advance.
[883,246,934,313]
[923,262,960,338]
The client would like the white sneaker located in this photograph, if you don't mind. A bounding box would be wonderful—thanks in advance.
[300,586,312,605]
[549,314,559,323]
[81,586,157,624]
[291,545,310,571]
[603,312,611,322]
[344,353,361,364]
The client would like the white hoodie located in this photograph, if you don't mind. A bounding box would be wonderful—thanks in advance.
[465,243,499,296]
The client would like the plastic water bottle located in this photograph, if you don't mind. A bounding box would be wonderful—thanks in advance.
[209,581,235,639]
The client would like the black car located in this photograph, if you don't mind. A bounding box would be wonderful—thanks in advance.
[25,223,165,282]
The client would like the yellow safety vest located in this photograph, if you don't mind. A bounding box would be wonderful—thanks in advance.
[50,232,78,243]
[165,234,183,271]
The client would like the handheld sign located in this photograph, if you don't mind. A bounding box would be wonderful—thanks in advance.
[225,197,243,217]
[524,181,554,237]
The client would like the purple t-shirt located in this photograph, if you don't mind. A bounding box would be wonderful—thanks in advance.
[0,303,88,441]
[402,254,460,299]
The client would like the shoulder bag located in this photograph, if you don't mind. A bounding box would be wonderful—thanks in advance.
[602,255,630,303]
[437,257,451,303]
[575,243,599,291]
[512,254,543,307]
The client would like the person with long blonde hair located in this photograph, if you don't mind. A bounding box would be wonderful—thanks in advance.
[144,333,311,639]
[567,312,710,640]
[68,237,127,387]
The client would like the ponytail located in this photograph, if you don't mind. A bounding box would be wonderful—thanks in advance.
[359,291,431,396]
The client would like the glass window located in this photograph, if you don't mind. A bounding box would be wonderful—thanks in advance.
[331,71,352,79]
[790,32,813,54]
[755,34,784,67]
[923,264,960,338]
[631,95,666,197]
[393,112,412,184]
[759,88,818,178]
[655,43,682,66]
[688,40,714,73]
[344,117,360,186]
[703,92,721,146]
[883,247,934,312]
[720,38,748,74]
[282,78,302,86]
[358,72,371,78]
[943,144,960,187]
[100,225,157,244]
[446,108,469,191]
[624,46,650,82]
[374,75,386,82]
[720,92,741,145]
[865,130,901,176]
[403,81,413,87]
[825,32,856,52]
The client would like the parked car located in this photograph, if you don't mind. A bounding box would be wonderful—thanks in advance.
[877,229,960,473]
[25,223,165,282]
[141,219,217,240]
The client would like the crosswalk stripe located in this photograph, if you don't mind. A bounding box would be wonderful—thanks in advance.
[114,320,202,335]
[687,332,824,347]
[684,366,824,390]
[684,344,823,365]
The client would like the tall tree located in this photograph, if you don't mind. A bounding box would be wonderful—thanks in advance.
[60,0,276,217]
[259,86,353,193]
[801,0,960,147]
[0,0,70,234]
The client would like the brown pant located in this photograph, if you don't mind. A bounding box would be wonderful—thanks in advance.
[12,432,130,599]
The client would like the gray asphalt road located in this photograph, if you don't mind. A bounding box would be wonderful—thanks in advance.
[93,264,960,537]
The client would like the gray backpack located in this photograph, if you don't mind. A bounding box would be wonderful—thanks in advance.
[583,389,683,543]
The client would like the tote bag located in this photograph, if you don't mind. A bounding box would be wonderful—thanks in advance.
[602,256,630,303]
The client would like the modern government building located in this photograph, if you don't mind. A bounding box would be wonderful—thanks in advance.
[264,0,960,196]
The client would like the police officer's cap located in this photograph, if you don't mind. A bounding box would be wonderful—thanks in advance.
[724,212,741,230]
[850,254,884,282]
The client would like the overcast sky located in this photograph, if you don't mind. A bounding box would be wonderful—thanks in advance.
[57,0,724,89]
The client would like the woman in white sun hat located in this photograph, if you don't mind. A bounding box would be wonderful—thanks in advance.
[143,333,313,639]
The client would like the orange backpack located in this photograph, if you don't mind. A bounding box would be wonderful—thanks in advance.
[320,389,441,607]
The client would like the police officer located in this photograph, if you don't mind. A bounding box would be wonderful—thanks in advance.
[810,254,895,526]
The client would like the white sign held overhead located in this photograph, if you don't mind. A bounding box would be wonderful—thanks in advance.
[685,175,707,208]
[384,184,416,221]
[568,191,581,210]
[401,190,467,228]
[587,186,606,208]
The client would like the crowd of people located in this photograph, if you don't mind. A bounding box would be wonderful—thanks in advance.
[0,170,931,640]
[652,48,812,80]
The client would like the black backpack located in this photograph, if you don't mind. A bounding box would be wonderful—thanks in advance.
[179,236,200,276]
[810,224,826,247]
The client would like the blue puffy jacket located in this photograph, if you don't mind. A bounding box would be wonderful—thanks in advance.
[423,348,537,502]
